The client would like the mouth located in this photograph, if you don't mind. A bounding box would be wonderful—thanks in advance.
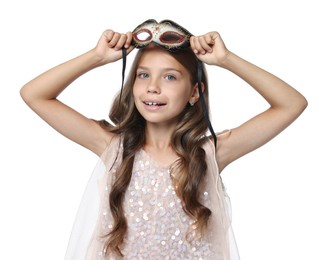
[143,101,166,106]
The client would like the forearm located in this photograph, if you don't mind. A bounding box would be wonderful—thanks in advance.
[221,51,307,111]
[20,49,103,103]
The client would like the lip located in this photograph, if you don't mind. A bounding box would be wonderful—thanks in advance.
[142,100,166,111]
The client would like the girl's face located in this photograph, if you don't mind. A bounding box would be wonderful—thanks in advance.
[133,46,196,127]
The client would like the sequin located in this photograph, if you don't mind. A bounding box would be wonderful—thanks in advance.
[97,148,213,259]
[116,149,212,259]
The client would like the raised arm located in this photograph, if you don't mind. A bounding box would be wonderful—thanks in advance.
[20,30,134,156]
[190,32,308,171]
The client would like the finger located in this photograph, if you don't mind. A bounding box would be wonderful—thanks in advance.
[114,34,129,50]
[190,36,202,54]
[190,36,197,53]
[204,33,216,44]
[103,29,115,41]
[199,35,213,53]
[124,31,133,48]
[192,36,207,54]
[108,32,121,48]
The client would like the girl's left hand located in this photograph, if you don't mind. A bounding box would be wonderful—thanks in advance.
[190,31,229,67]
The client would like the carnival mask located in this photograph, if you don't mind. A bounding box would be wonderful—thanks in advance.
[131,19,192,52]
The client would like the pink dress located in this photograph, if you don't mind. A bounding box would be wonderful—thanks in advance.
[65,135,240,260]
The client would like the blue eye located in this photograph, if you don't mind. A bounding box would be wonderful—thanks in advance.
[165,74,176,80]
[137,72,149,79]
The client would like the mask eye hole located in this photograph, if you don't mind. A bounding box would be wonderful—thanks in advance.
[160,32,185,44]
[134,29,152,42]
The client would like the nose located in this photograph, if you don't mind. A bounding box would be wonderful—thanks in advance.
[146,77,161,94]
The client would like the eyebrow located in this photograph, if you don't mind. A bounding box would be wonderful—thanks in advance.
[137,66,183,74]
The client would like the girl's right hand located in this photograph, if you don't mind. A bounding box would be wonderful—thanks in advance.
[93,30,135,66]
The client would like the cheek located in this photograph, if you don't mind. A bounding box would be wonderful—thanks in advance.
[132,83,141,100]
[169,90,190,110]
[177,85,193,102]
[132,84,146,112]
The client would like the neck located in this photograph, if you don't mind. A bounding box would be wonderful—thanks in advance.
[144,122,176,151]
[143,123,179,166]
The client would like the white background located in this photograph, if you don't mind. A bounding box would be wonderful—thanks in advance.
[1,0,331,259]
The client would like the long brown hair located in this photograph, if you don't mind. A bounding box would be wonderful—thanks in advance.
[101,46,212,257]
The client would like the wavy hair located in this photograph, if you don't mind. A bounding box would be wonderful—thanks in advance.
[101,46,212,257]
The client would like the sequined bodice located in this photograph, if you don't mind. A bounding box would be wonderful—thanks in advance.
[84,137,239,260]
[119,149,211,259]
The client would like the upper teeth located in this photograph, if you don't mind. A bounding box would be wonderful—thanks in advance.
[146,102,158,106]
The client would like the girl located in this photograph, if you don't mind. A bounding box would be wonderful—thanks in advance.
[20,19,307,260]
